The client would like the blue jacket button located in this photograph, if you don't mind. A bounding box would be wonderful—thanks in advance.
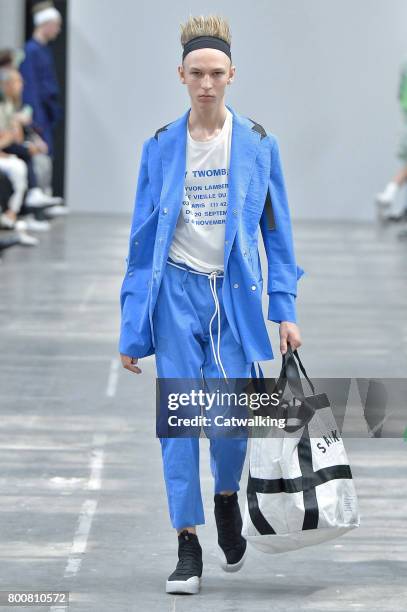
[233,283,239,289]
[251,285,257,290]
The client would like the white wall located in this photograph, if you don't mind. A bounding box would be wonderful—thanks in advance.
[0,0,24,48]
[67,0,407,219]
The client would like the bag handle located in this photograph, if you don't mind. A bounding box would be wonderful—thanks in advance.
[251,345,315,400]
[250,347,320,433]
[292,348,315,394]
[282,345,315,399]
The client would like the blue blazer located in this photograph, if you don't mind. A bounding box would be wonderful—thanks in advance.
[119,103,305,363]
[19,39,63,156]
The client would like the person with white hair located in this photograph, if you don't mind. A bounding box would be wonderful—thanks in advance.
[19,2,63,162]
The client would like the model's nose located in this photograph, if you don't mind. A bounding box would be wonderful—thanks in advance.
[202,75,212,88]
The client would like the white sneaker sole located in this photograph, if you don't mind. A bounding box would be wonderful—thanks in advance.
[45,207,69,217]
[24,221,50,232]
[166,575,201,594]
[17,232,39,246]
[218,544,248,573]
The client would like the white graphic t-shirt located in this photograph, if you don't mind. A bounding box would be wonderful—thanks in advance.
[168,107,232,273]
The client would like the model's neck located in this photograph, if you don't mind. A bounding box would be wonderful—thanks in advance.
[33,30,48,45]
[188,101,228,135]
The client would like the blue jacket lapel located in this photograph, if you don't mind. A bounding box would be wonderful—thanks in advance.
[156,107,189,232]
[156,103,263,269]
[223,104,263,270]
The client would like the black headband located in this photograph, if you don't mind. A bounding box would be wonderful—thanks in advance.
[182,35,232,61]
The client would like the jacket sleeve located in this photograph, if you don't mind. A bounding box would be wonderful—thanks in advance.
[259,135,305,324]
[127,137,155,241]
[19,52,38,115]
[37,59,63,126]
[121,136,155,291]
[118,138,155,358]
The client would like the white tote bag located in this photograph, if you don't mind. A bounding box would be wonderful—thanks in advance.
[242,348,360,554]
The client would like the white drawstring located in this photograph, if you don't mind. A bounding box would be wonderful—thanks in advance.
[167,260,228,381]
[208,271,228,381]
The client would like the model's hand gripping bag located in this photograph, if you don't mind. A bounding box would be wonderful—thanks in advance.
[242,346,360,554]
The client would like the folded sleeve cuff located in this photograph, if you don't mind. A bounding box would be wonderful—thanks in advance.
[267,264,305,295]
[267,291,297,324]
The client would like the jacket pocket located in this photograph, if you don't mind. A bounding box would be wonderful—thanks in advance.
[249,245,263,283]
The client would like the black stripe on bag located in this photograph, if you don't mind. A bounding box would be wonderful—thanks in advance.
[247,475,276,535]
[248,464,353,494]
[298,425,319,529]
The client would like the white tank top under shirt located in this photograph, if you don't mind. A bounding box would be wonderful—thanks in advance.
[168,107,233,273]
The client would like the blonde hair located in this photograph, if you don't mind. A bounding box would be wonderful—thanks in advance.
[180,14,231,48]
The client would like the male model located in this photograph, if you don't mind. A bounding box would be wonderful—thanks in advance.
[119,14,304,595]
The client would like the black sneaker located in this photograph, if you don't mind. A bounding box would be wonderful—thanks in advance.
[166,530,203,595]
[214,492,247,572]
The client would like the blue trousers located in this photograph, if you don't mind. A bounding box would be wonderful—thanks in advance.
[153,259,252,530]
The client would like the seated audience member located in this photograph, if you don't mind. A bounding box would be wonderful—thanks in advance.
[0,48,25,71]
[0,67,64,213]
[0,167,38,246]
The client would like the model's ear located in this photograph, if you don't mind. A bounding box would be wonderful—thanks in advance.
[177,66,185,83]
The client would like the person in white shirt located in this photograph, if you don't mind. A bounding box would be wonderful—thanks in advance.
[168,105,232,272]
